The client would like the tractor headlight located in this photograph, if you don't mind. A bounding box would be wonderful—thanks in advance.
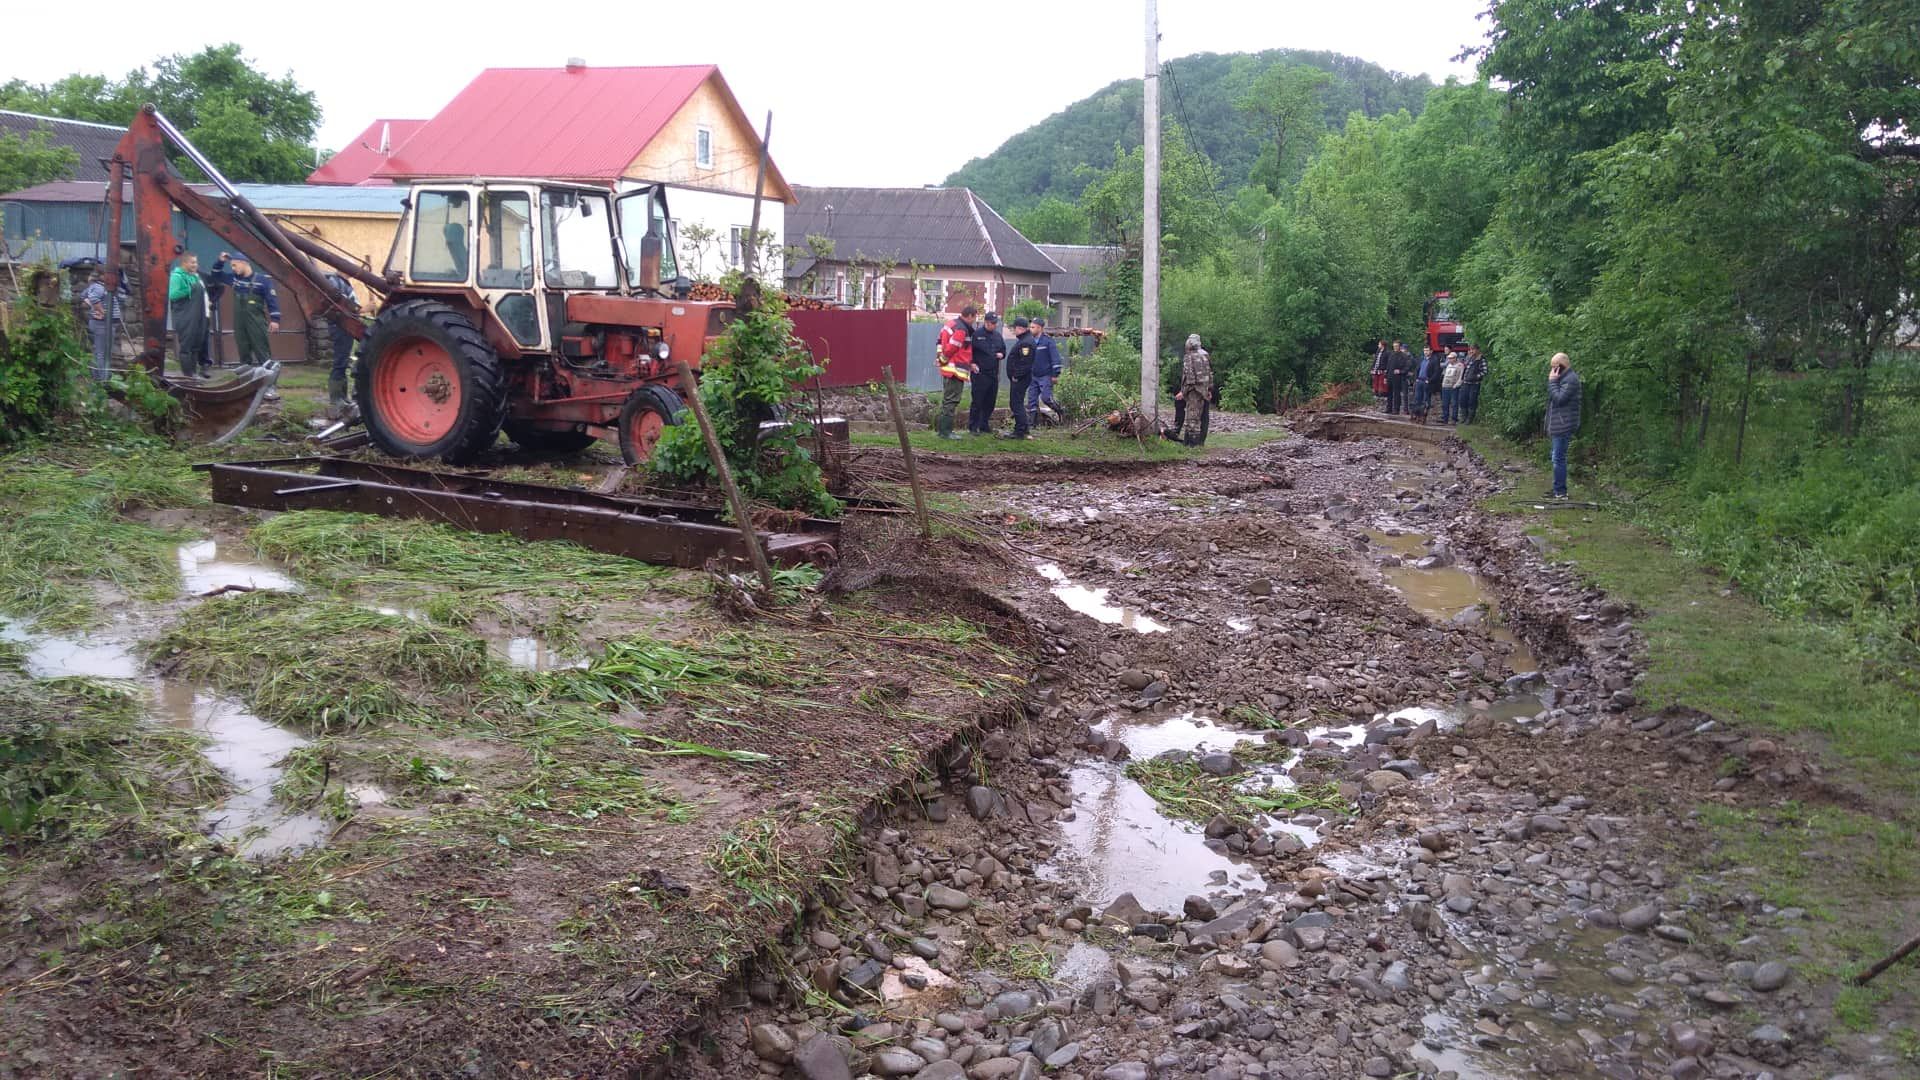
[655,341,671,361]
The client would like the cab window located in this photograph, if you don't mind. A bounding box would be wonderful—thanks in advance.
[478,191,534,290]
[541,190,616,289]
[410,191,470,283]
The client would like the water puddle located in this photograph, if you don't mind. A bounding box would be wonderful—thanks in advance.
[1095,712,1260,758]
[1041,762,1264,913]
[1034,563,1169,634]
[0,618,142,678]
[1413,1011,1533,1080]
[177,539,298,595]
[153,680,332,858]
[1052,941,1116,992]
[493,636,589,672]
[1226,617,1255,633]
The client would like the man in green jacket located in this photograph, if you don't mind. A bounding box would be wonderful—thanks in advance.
[168,253,210,378]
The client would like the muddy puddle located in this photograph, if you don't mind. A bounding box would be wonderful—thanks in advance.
[152,680,336,857]
[1094,711,1258,758]
[0,618,143,679]
[177,539,298,595]
[1035,563,1169,633]
[1368,524,1541,676]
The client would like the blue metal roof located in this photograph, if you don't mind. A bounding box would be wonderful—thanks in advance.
[233,184,407,214]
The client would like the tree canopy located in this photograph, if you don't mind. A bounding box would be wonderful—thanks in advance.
[0,44,322,184]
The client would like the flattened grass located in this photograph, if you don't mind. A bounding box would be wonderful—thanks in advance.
[1124,757,1350,825]
[0,448,202,629]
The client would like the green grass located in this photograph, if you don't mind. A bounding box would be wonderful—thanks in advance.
[0,447,203,629]
[1458,427,1919,790]
[1124,757,1351,825]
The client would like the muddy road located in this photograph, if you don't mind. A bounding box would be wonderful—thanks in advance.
[677,424,1895,1080]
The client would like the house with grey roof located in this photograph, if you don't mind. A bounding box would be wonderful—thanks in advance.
[0,110,125,184]
[785,186,1063,316]
[1037,243,1123,331]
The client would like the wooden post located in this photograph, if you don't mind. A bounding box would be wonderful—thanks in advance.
[677,361,775,594]
[1853,930,1920,986]
[741,111,772,281]
[883,366,932,540]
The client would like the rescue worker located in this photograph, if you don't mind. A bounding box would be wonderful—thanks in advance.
[167,252,210,378]
[1025,316,1063,424]
[322,270,362,418]
[1002,316,1037,440]
[1176,333,1213,447]
[211,253,280,370]
[967,311,1005,435]
[934,304,978,440]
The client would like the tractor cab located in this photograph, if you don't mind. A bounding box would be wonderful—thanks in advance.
[388,180,685,352]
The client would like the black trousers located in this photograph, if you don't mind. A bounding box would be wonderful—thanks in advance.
[968,370,999,432]
[1386,374,1406,413]
[1006,375,1032,435]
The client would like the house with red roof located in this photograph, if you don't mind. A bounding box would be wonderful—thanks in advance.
[312,62,793,281]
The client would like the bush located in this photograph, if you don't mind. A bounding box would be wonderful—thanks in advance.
[0,296,89,446]
[1220,366,1260,412]
[1054,371,1130,420]
[648,297,841,518]
[1069,338,1141,389]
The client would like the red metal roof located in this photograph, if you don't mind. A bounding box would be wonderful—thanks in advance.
[372,65,715,182]
[308,119,427,185]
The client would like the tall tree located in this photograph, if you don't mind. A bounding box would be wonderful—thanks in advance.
[1008,196,1091,245]
[0,129,80,192]
[1237,63,1332,193]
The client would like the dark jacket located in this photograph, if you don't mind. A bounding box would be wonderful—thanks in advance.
[1006,331,1037,380]
[211,259,282,321]
[971,324,1006,375]
[1416,354,1436,382]
[1464,355,1487,384]
[1031,332,1062,378]
[1387,349,1411,376]
[1547,369,1583,436]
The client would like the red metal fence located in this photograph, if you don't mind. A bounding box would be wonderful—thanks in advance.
[787,308,911,388]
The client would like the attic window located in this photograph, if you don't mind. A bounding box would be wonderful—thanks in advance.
[695,126,713,169]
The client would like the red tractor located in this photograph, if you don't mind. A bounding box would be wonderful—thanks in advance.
[1424,291,1466,356]
[107,105,731,464]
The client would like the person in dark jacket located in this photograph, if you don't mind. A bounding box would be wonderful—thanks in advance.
[81,270,127,381]
[1411,347,1436,419]
[1002,317,1037,440]
[1461,346,1487,423]
[967,312,1006,434]
[322,271,363,418]
[1025,317,1062,424]
[1385,341,1411,414]
[1546,352,1582,499]
[168,252,210,378]
[211,253,280,370]
[1427,347,1447,415]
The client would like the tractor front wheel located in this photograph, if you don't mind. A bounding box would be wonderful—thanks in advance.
[617,385,686,465]
[354,300,508,464]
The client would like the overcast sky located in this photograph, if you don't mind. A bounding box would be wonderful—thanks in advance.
[17,1,1486,187]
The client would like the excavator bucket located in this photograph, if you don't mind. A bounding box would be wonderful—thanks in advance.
[162,362,280,444]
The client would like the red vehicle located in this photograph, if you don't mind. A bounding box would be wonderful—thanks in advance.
[107,105,730,464]
[1424,292,1466,355]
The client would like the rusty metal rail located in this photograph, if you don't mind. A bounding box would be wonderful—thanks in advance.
[200,457,844,569]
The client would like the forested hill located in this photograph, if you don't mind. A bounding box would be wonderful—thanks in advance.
[943,49,1433,212]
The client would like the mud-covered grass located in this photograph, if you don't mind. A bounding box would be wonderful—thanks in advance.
[1124,756,1352,825]
[0,446,203,629]
[850,423,1288,460]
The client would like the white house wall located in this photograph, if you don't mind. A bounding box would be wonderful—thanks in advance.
[633,184,786,283]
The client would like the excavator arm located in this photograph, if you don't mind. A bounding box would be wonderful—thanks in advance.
[102,106,390,441]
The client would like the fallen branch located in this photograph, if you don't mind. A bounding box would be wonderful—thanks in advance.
[1853,929,1920,986]
[197,584,257,598]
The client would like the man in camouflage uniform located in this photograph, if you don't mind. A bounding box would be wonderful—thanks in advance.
[1176,333,1213,447]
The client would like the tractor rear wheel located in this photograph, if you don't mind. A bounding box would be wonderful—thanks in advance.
[617,385,686,465]
[354,300,508,464]
[503,420,597,455]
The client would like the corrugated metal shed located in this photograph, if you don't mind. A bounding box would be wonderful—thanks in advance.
[308,118,425,185]
[787,187,1063,276]
[0,110,123,183]
[373,65,713,181]
[1037,244,1123,296]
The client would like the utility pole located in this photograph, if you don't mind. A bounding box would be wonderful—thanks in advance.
[1141,0,1161,422]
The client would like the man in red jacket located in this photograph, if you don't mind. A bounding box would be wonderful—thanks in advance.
[934,304,979,440]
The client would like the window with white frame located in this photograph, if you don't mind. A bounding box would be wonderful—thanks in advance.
[695,126,713,169]
[1013,282,1033,302]
[729,225,748,268]
[919,278,944,313]
[1068,306,1084,329]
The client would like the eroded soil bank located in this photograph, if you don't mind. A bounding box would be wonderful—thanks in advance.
[671,428,1908,1080]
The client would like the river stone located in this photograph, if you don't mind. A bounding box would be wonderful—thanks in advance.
[1030,1019,1064,1059]
[966,785,1002,820]
[926,885,971,911]
[1118,670,1154,691]
[1364,770,1409,793]
[991,990,1035,1016]
[844,958,886,990]
[971,1058,1023,1078]
[1198,752,1239,776]
[911,1062,965,1080]
[1751,961,1791,992]
[870,1047,928,1076]
[1261,939,1300,967]
[907,1037,947,1061]
[1103,892,1154,926]
[1103,1064,1150,1080]
[1747,1024,1791,1046]
[1044,1043,1082,1068]
[1620,903,1661,931]
[1183,895,1219,922]
[793,1034,855,1080]
[751,1023,795,1063]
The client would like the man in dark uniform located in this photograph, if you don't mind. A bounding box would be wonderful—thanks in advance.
[1002,316,1037,440]
[967,311,1005,435]
[211,253,280,370]
[1386,340,1412,415]
[322,270,363,418]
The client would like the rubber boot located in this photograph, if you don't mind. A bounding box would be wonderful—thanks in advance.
[327,374,348,420]
[934,411,952,439]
